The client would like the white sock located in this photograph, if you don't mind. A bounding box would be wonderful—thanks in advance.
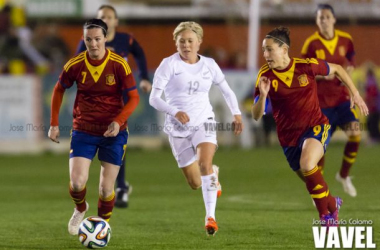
[201,173,218,220]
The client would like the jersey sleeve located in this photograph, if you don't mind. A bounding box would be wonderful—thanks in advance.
[58,68,75,89]
[152,58,172,90]
[310,58,330,77]
[210,59,225,85]
[129,36,150,80]
[114,62,139,126]
[50,82,65,126]
[116,62,137,92]
[254,70,262,99]
[253,83,269,113]
[75,39,86,55]
[301,40,316,59]
[346,38,355,66]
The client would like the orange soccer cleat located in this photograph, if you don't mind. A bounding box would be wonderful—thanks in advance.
[205,217,218,236]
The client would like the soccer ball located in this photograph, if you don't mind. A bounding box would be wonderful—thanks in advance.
[78,216,111,249]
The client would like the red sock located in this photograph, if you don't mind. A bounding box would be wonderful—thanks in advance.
[340,135,360,178]
[98,191,115,222]
[69,185,87,212]
[327,195,337,214]
[303,167,331,216]
[317,155,325,175]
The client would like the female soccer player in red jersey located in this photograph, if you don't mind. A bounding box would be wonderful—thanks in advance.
[48,19,139,235]
[301,4,360,197]
[77,5,152,207]
[252,27,368,227]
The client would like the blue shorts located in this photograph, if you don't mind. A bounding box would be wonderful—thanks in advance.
[282,124,332,171]
[70,130,128,166]
[322,101,359,134]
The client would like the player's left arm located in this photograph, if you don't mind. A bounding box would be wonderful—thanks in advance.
[327,63,368,116]
[104,67,140,137]
[216,79,243,135]
[129,37,152,93]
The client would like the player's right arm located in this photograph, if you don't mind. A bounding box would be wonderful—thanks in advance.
[149,58,189,124]
[252,76,270,121]
[48,82,65,143]
[48,64,75,143]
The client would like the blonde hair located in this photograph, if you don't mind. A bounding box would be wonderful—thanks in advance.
[173,21,203,42]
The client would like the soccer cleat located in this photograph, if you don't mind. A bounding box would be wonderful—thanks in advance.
[205,217,218,236]
[212,165,222,198]
[335,172,357,197]
[115,182,133,208]
[68,202,89,235]
[330,197,343,222]
[320,213,334,229]
[320,197,343,231]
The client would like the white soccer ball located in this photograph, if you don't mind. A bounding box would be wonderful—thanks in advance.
[78,216,111,249]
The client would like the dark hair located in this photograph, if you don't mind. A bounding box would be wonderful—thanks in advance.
[316,3,335,17]
[83,18,108,37]
[266,26,290,47]
[98,5,118,19]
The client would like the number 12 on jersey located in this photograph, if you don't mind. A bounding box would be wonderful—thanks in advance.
[188,81,199,95]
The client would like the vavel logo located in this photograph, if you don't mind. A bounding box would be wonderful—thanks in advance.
[312,221,376,249]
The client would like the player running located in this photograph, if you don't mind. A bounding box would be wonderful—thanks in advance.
[149,21,243,236]
[301,4,360,197]
[48,19,139,235]
[252,27,368,227]
[76,5,152,208]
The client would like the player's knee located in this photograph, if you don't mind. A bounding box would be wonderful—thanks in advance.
[187,179,201,190]
[198,160,212,174]
[299,157,315,172]
[70,180,86,191]
[348,130,361,139]
[99,186,114,198]
[345,122,362,137]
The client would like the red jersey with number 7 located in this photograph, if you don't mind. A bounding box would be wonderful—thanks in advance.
[254,58,330,147]
[53,49,137,135]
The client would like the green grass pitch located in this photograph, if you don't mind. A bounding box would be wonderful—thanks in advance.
[0,143,379,249]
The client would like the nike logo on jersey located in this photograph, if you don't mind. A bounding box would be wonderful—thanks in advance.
[203,71,210,75]
[174,72,183,75]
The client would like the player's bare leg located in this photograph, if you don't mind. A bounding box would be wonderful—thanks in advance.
[181,160,221,197]
[337,121,361,197]
[98,161,120,222]
[68,157,91,235]
[181,161,202,190]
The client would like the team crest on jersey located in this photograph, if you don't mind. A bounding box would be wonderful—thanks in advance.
[298,74,309,87]
[105,74,116,86]
[339,46,346,56]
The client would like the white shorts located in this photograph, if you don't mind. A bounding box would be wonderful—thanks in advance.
[168,120,218,168]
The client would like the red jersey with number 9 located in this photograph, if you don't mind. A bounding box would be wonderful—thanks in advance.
[254,58,330,147]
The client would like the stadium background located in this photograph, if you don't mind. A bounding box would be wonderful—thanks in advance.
[0,0,379,249]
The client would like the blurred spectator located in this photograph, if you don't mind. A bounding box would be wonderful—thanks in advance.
[214,47,230,68]
[0,3,49,75]
[229,50,247,69]
[365,66,380,144]
[33,23,70,72]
